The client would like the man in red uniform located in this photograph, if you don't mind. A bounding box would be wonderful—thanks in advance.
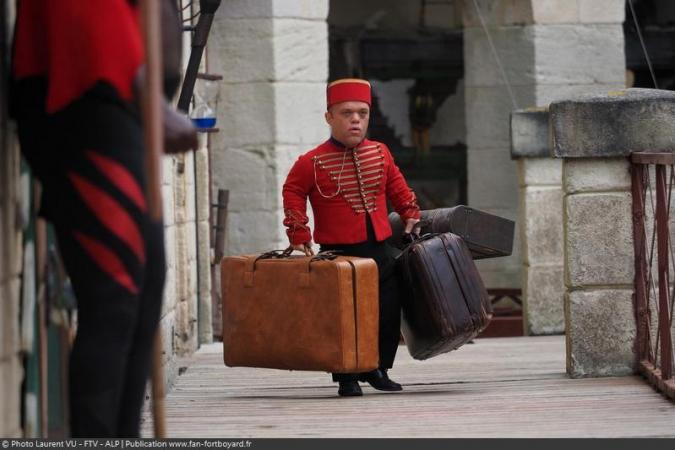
[282,78,421,397]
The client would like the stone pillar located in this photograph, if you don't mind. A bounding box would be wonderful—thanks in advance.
[511,108,564,335]
[207,0,329,254]
[551,88,675,377]
[461,0,625,288]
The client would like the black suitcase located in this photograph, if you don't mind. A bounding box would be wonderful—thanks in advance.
[389,205,515,259]
[396,232,492,360]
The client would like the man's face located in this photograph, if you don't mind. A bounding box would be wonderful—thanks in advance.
[325,101,370,148]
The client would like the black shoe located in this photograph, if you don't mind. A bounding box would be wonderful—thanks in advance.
[338,381,363,397]
[359,369,403,392]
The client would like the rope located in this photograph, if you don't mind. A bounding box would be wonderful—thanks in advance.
[627,0,659,89]
[470,0,518,110]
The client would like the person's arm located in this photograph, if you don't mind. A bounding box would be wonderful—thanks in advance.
[383,145,421,233]
[282,155,314,254]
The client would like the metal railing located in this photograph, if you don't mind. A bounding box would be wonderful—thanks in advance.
[631,153,675,400]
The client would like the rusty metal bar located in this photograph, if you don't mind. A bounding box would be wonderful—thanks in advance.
[655,165,673,380]
[632,163,650,362]
[632,152,675,165]
[639,361,675,401]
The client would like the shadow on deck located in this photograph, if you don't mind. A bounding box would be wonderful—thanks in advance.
[141,336,675,438]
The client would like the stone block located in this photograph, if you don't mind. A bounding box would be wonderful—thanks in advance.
[211,146,278,213]
[213,83,275,148]
[1,278,21,360]
[425,1,462,28]
[227,210,285,254]
[565,192,633,287]
[197,220,213,344]
[563,158,630,193]
[551,89,675,157]
[523,265,565,335]
[215,0,328,20]
[273,19,328,82]
[462,0,534,27]
[162,155,174,186]
[162,184,175,227]
[208,18,274,83]
[164,225,176,270]
[162,264,176,317]
[531,0,579,24]
[466,86,537,149]
[534,24,625,86]
[158,311,176,365]
[0,355,23,437]
[468,147,519,210]
[535,82,627,106]
[578,0,625,24]
[174,225,189,302]
[510,108,550,158]
[517,157,562,186]
[521,186,563,265]
[565,289,636,377]
[463,27,535,88]
[194,148,210,223]
[274,82,327,145]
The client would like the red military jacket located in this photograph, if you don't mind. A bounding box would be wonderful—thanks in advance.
[282,138,420,245]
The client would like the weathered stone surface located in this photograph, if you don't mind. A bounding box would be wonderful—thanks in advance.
[534,24,625,86]
[468,147,519,210]
[197,220,213,345]
[195,147,210,223]
[274,82,327,145]
[461,0,534,27]
[565,289,636,377]
[531,0,579,24]
[535,82,626,106]
[214,83,275,148]
[162,184,175,227]
[517,158,562,186]
[0,355,23,437]
[227,210,285,255]
[551,89,675,157]
[578,0,625,24]
[510,108,549,158]
[521,187,563,266]
[463,26,535,88]
[523,265,565,335]
[210,146,277,213]
[563,158,630,193]
[565,192,633,287]
[273,20,328,82]
[466,86,536,149]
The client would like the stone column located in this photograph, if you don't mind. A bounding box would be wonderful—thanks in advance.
[461,0,625,289]
[511,108,564,335]
[207,0,329,254]
[551,89,675,377]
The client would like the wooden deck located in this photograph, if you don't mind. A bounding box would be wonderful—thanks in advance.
[141,336,675,438]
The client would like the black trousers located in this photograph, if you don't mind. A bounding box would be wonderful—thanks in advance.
[13,80,166,437]
[320,216,401,382]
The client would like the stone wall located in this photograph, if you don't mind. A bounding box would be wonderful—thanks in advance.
[511,109,564,334]
[462,0,625,289]
[550,88,675,377]
[207,0,329,255]
[0,0,23,438]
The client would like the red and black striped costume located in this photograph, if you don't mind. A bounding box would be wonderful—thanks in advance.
[11,0,164,437]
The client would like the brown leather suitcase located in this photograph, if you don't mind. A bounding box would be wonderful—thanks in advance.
[389,205,515,259]
[221,252,380,373]
[397,233,492,360]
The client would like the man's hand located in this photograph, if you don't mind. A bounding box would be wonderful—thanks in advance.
[404,218,421,235]
[290,241,315,256]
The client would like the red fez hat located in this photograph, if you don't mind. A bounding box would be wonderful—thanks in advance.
[326,78,371,109]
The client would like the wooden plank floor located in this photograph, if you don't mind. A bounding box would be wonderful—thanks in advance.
[141,336,675,438]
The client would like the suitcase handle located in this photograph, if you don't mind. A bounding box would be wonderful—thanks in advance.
[244,250,342,287]
[397,232,443,258]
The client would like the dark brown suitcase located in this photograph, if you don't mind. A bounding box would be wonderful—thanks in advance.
[396,233,492,360]
[221,252,380,373]
[389,205,515,259]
